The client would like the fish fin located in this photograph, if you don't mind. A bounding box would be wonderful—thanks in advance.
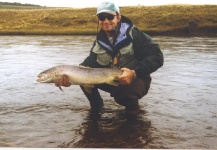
[82,84,94,93]
[78,65,92,69]
[108,80,119,86]
[58,86,64,92]
[107,76,120,86]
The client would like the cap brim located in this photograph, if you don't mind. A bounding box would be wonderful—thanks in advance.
[96,10,116,15]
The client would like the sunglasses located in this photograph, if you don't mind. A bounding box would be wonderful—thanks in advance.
[97,14,116,21]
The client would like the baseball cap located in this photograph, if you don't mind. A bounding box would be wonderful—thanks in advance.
[96,1,120,15]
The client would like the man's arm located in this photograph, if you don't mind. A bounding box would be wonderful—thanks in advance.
[132,27,164,78]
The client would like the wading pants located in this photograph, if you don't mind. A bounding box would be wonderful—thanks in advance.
[80,77,151,110]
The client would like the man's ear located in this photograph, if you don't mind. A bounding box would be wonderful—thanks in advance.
[96,16,99,22]
[117,14,121,22]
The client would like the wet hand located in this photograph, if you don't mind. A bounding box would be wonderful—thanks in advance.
[55,75,71,87]
[118,68,136,85]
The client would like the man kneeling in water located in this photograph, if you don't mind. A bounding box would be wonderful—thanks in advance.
[55,1,164,115]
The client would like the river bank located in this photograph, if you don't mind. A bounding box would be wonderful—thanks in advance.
[0,5,217,36]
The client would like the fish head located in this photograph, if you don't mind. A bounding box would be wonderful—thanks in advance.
[36,67,62,83]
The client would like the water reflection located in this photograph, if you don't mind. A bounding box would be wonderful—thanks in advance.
[60,109,153,148]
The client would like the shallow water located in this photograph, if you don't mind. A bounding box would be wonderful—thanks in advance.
[0,36,216,148]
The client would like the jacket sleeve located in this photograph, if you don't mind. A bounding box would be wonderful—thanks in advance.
[132,27,164,77]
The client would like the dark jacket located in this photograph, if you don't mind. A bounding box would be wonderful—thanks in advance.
[81,15,164,79]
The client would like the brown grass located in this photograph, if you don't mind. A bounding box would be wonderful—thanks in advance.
[0,5,217,36]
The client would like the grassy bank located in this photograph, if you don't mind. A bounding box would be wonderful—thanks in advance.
[0,5,217,36]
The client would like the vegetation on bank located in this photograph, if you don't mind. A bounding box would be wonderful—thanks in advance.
[0,4,216,36]
[0,2,44,9]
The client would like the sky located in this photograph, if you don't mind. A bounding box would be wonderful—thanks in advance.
[1,0,217,8]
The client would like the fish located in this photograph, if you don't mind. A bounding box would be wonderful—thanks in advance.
[36,65,122,93]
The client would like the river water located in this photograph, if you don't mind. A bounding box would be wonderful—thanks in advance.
[0,36,216,148]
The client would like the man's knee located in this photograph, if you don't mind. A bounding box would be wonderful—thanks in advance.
[111,78,151,107]
[114,97,138,108]
[113,78,150,99]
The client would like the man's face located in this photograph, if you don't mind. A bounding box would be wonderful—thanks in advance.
[97,13,121,32]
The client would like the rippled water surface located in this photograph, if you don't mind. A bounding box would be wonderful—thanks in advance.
[0,36,216,148]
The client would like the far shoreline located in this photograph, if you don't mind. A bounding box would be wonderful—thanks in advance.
[0,28,216,37]
[0,5,216,37]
